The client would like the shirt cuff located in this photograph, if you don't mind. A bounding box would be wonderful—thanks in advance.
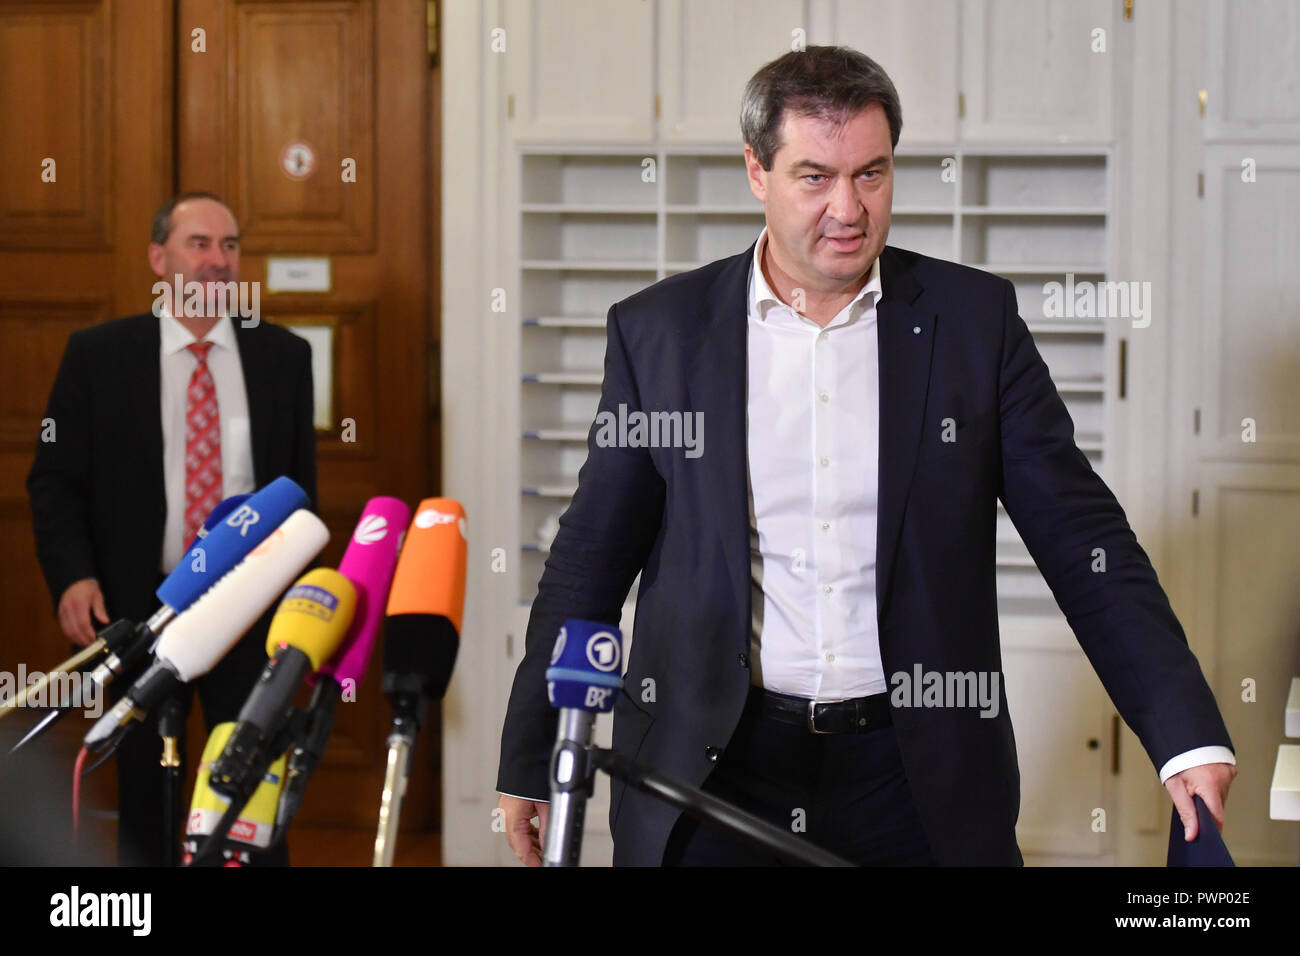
[498,790,550,804]
[1158,746,1237,784]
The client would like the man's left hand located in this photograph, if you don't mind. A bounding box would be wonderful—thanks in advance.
[1165,762,1237,841]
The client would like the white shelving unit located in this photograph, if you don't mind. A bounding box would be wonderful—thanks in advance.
[516,145,1112,624]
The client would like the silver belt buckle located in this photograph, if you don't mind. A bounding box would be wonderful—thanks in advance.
[807,698,846,734]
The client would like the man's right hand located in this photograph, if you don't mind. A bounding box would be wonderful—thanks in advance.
[57,577,109,647]
[499,794,550,867]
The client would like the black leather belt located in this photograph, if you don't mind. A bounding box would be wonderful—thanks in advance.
[753,686,892,734]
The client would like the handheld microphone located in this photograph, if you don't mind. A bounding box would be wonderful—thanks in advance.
[82,509,330,752]
[0,619,136,722]
[373,498,466,866]
[207,568,356,807]
[276,497,410,835]
[184,723,288,867]
[543,620,624,867]
[91,479,308,692]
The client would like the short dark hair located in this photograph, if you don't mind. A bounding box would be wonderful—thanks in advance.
[740,45,902,170]
[150,190,232,245]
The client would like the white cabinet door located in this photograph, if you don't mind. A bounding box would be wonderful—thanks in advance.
[960,0,1114,143]
[1204,0,1300,141]
[503,0,655,142]
[1190,465,1300,865]
[1198,145,1300,464]
[833,0,959,145]
[659,0,811,143]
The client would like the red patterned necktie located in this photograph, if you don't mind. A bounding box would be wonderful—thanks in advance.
[183,341,222,551]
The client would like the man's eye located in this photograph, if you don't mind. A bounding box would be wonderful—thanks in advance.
[804,174,826,184]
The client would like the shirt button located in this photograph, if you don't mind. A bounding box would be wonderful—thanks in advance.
[819,393,829,403]
[818,331,828,342]
[823,585,833,595]
[825,652,836,663]
[821,522,830,531]
[738,652,749,668]
[820,456,829,467]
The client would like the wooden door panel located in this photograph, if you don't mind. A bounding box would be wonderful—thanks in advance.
[177,0,435,833]
[0,0,174,843]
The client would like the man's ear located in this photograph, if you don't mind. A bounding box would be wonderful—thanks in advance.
[146,241,167,278]
[743,145,768,204]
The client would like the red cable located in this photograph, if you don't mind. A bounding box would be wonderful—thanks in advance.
[72,746,88,838]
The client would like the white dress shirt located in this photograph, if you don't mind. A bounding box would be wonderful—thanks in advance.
[746,227,884,700]
[743,227,1233,783]
[158,309,255,572]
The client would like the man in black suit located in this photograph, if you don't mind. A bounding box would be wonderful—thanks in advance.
[497,47,1236,866]
[27,191,316,865]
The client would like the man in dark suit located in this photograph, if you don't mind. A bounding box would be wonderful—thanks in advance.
[27,191,316,865]
[497,47,1237,866]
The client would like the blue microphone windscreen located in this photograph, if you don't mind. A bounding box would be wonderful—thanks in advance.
[545,619,624,712]
[156,476,309,612]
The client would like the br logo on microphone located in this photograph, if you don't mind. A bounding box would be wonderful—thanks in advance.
[353,514,388,545]
[225,504,261,536]
[546,620,623,713]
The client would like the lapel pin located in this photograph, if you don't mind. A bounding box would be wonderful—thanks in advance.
[912,326,921,334]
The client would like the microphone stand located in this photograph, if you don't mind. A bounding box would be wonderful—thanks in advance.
[548,744,854,867]
[542,709,595,867]
[373,694,423,867]
[158,696,185,868]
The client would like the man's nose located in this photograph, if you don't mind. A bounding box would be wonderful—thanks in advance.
[826,177,863,229]
[203,245,234,275]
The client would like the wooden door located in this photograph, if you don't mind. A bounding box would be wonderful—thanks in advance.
[0,0,439,858]
[0,0,174,846]
[176,0,438,835]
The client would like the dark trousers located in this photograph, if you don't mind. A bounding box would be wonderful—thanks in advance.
[109,603,290,867]
[663,687,936,866]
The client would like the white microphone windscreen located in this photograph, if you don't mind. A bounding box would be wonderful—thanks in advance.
[157,510,330,681]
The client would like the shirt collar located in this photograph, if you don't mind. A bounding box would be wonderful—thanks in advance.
[158,305,237,357]
[747,225,882,325]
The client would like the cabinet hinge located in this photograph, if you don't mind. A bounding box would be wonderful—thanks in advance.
[507,93,515,119]
[1124,0,1134,20]
[1118,337,1127,399]
[958,92,965,118]
[1191,489,1200,516]
[426,0,438,63]
[1111,715,1121,774]
[506,632,514,657]
[654,93,661,119]
[1193,407,1201,434]
[1198,89,1207,117]
[1197,171,1204,197]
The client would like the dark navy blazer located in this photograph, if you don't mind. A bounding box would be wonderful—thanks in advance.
[498,242,1233,866]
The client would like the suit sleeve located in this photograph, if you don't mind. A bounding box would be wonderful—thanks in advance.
[26,332,98,611]
[995,279,1233,772]
[290,334,318,512]
[496,302,667,800]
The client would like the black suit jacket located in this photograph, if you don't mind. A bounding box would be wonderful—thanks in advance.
[27,312,317,626]
[498,243,1234,866]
